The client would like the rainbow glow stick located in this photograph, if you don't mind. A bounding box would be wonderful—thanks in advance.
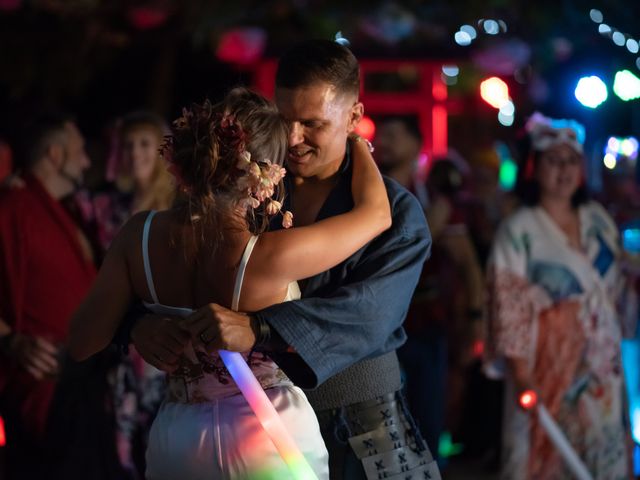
[219,350,318,479]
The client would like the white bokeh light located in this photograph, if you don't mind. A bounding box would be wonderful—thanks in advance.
[484,19,499,35]
[455,31,472,46]
[603,153,617,170]
[612,31,626,46]
[499,100,515,116]
[498,111,514,126]
[575,76,608,108]
[589,9,603,23]
[460,24,477,39]
[599,24,612,35]
[442,65,459,77]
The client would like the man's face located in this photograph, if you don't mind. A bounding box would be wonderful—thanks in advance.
[60,122,90,186]
[275,82,362,180]
[373,120,421,172]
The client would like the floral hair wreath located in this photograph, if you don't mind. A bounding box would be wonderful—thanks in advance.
[164,106,293,229]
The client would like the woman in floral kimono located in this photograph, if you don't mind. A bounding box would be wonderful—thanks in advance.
[484,113,637,479]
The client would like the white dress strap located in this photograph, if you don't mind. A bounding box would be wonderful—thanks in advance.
[231,235,259,311]
[142,210,159,304]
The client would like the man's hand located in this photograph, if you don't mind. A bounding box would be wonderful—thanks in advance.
[7,334,60,380]
[1,174,25,189]
[182,303,256,353]
[131,314,190,373]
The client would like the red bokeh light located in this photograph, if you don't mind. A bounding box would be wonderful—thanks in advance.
[354,115,376,141]
[0,0,21,12]
[0,415,6,447]
[216,28,266,65]
[127,7,169,30]
[472,339,484,358]
[519,390,538,410]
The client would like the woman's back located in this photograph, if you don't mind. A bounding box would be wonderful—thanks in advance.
[126,209,291,315]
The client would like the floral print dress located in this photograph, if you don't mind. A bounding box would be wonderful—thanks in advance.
[484,202,637,480]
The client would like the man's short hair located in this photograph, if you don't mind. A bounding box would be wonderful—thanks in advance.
[22,113,75,169]
[276,39,360,98]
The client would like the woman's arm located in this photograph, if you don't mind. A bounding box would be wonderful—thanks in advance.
[258,138,391,283]
[68,219,136,361]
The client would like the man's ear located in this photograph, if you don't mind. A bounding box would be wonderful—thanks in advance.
[347,102,364,133]
[46,143,65,169]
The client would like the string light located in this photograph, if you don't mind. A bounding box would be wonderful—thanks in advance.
[454,19,508,47]
[454,30,472,46]
[460,24,477,39]
[589,9,603,23]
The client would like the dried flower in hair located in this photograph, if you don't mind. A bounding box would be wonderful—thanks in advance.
[265,199,282,216]
[239,196,261,210]
[282,210,294,229]
[215,113,245,154]
[173,107,193,131]
[236,150,252,170]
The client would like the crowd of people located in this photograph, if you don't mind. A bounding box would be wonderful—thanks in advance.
[0,38,638,480]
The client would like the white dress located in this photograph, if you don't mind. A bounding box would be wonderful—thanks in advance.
[140,211,329,479]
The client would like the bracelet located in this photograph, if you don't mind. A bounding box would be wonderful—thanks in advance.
[252,316,272,350]
[351,134,375,153]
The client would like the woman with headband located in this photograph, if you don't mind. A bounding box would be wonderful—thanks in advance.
[484,112,637,479]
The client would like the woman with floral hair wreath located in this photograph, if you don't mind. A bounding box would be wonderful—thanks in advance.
[67,87,391,479]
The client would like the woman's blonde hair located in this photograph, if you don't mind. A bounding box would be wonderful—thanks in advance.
[117,111,175,212]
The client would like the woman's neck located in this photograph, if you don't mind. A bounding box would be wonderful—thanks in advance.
[539,195,574,220]
[134,177,152,196]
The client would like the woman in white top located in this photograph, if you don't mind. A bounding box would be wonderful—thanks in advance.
[68,88,391,479]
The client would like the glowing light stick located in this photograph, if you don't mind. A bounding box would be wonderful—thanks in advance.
[536,405,593,480]
[219,350,318,479]
[518,391,592,480]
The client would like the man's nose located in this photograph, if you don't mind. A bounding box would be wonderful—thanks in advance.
[288,122,304,146]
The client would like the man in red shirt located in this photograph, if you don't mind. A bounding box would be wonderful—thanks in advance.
[0,115,96,479]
